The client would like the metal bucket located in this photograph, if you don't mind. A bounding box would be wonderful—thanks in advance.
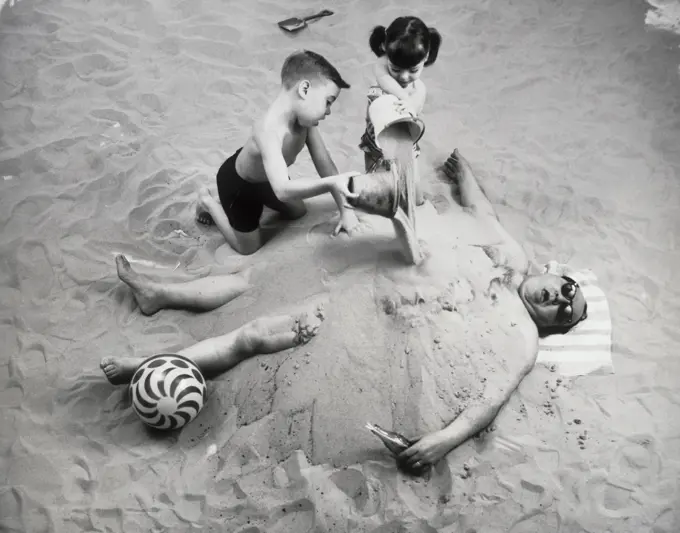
[347,165,401,218]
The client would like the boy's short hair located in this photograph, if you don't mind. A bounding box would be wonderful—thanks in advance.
[281,50,350,90]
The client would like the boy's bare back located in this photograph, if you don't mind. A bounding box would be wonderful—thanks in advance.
[235,106,309,184]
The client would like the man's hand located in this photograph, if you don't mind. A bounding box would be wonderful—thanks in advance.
[398,430,452,470]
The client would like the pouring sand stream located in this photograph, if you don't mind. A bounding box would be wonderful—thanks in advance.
[349,122,423,265]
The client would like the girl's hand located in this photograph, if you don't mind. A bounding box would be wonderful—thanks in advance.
[394,99,418,118]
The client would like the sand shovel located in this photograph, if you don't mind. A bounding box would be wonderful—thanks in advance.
[278,9,334,33]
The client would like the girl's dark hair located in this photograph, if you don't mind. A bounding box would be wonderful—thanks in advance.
[369,16,441,69]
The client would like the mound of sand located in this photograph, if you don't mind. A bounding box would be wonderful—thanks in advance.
[205,199,535,468]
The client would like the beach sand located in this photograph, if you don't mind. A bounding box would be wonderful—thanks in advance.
[2,0,680,531]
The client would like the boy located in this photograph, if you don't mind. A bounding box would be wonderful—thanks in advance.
[197,50,361,255]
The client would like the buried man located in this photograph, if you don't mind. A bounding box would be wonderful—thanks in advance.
[397,149,588,472]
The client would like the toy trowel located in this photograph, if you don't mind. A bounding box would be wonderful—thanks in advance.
[278,9,334,32]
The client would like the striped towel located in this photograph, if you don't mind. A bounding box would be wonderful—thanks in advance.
[535,261,613,376]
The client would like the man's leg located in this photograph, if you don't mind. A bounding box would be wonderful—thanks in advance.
[100,300,326,384]
[443,149,498,220]
[116,254,251,315]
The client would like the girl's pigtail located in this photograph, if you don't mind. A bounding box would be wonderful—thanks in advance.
[369,26,387,57]
[425,28,442,66]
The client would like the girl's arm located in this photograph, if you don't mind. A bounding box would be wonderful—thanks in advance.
[408,80,427,116]
[374,64,427,116]
[374,63,411,100]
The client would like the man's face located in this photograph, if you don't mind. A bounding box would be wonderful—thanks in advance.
[296,79,340,127]
[519,274,587,328]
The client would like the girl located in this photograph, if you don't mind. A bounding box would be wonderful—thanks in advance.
[359,16,441,205]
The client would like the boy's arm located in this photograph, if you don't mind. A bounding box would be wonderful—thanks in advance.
[306,127,361,236]
[306,126,338,178]
[257,130,353,203]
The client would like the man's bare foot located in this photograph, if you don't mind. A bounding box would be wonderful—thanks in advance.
[241,301,326,354]
[100,356,143,385]
[196,187,218,226]
[116,255,165,315]
[292,302,326,345]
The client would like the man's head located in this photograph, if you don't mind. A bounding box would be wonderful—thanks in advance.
[281,50,350,127]
[518,274,588,331]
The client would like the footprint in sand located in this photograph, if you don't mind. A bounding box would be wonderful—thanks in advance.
[128,170,186,234]
[3,196,53,244]
[128,198,168,235]
[0,324,17,370]
[72,53,124,79]
[16,342,47,379]
[330,468,371,513]
[44,61,78,82]
[267,498,315,532]
[609,434,661,488]
[15,241,56,301]
[0,487,53,533]
[89,507,124,532]
[136,92,167,115]
[508,510,559,532]
[651,507,680,533]
[0,380,23,408]
[63,456,96,503]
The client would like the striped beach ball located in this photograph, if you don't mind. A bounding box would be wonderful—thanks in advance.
[129,354,207,430]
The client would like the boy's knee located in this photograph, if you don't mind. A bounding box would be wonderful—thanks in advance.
[235,242,261,256]
[232,230,263,256]
[282,201,307,220]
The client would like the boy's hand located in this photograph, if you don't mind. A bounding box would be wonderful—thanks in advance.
[333,209,361,237]
[331,172,360,204]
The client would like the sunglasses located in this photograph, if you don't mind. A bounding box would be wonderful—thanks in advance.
[555,276,579,325]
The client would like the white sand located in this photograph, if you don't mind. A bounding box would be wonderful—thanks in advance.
[2,0,680,532]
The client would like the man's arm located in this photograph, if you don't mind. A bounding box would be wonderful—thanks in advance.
[257,130,352,203]
[399,337,538,469]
